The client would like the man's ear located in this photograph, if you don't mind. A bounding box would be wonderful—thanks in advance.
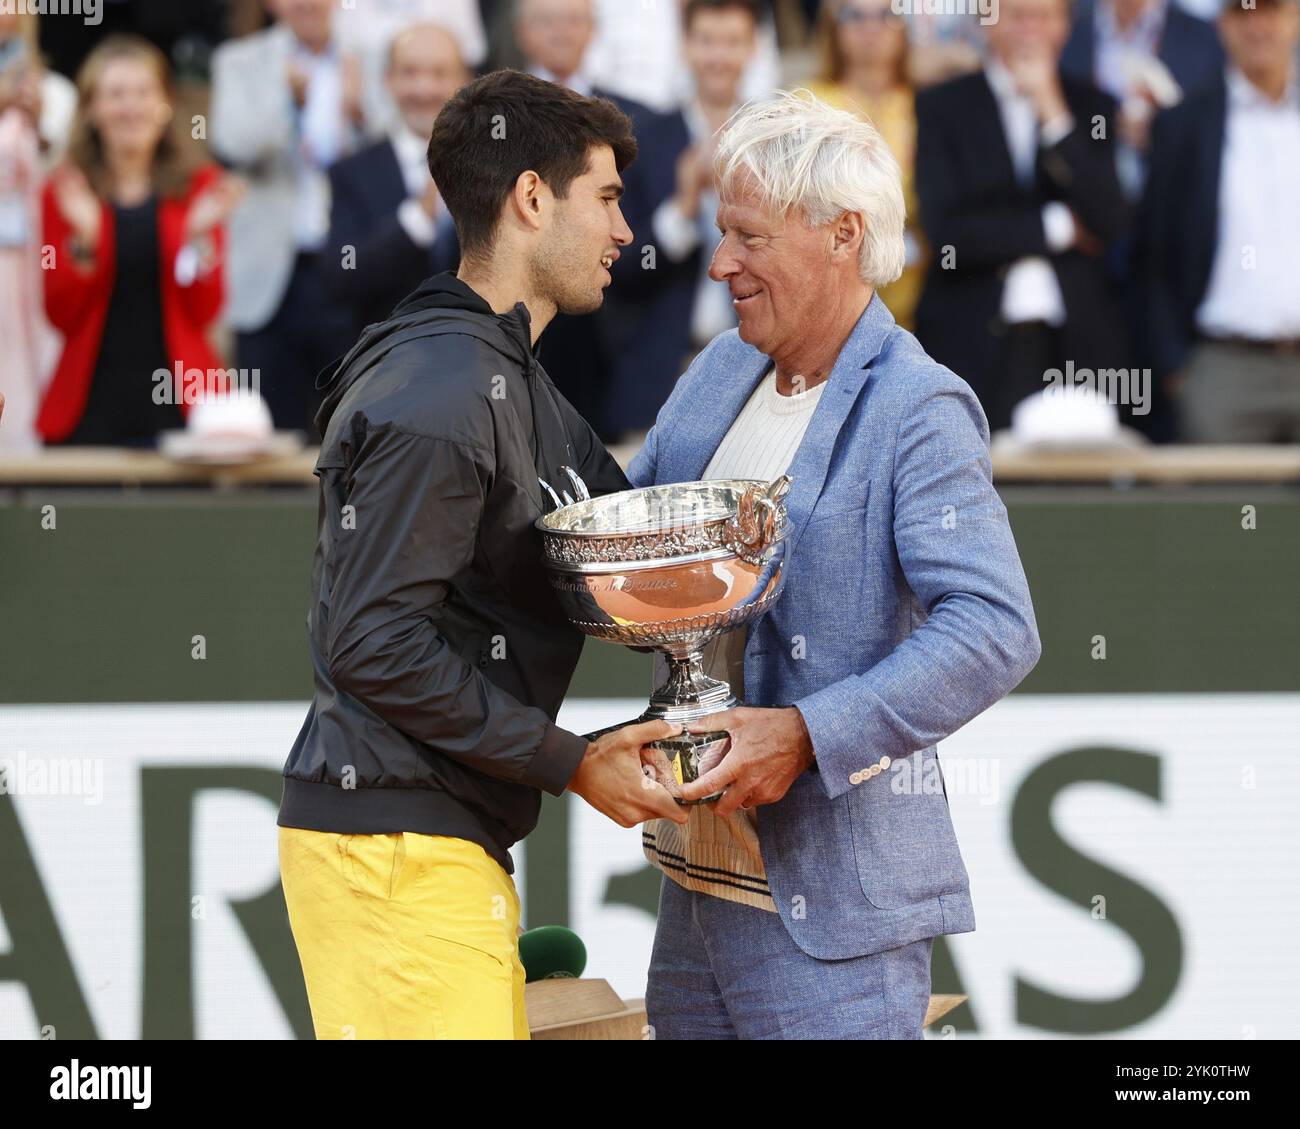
[830,210,865,264]
[510,170,548,234]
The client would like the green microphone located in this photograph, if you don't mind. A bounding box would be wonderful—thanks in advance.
[518,925,587,982]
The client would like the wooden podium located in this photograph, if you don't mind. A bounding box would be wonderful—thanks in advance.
[526,979,967,1039]
[526,978,647,1040]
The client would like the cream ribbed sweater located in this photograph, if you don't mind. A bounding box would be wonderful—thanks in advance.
[642,366,826,911]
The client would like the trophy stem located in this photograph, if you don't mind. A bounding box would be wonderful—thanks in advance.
[644,648,736,724]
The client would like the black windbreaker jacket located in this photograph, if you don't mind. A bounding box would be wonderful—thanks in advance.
[278,273,629,872]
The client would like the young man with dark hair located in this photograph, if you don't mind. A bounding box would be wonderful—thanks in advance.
[278,68,686,1041]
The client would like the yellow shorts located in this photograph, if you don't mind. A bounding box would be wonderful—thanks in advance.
[278,827,529,1040]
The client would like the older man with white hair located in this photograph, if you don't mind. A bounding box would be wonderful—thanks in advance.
[631,91,1042,1039]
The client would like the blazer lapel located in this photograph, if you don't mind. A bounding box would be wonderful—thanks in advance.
[1064,0,1096,77]
[660,351,769,483]
[975,71,1021,193]
[780,295,894,561]
[1159,10,1195,75]
[381,140,407,215]
[1201,78,1227,244]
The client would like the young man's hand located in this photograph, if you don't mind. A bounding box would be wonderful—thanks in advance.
[569,720,689,827]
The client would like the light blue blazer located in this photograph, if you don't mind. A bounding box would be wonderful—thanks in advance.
[629,294,1041,959]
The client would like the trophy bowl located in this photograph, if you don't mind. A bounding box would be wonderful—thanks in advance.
[536,475,792,802]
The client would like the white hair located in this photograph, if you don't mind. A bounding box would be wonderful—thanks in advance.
[713,89,907,288]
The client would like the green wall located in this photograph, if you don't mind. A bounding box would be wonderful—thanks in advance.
[2,486,1297,701]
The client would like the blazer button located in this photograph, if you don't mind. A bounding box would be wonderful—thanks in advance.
[849,771,864,785]
[868,764,882,777]
[879,756,892,770]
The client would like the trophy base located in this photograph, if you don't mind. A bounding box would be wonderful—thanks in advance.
[581,718,732,806]
[646,729,730,806]
[639,650,737,804]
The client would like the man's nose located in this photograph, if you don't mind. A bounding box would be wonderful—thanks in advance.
[708,239,737,283]
[612,205,633,247]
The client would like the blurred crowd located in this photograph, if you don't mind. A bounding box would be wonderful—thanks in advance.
[0,0,1297,452]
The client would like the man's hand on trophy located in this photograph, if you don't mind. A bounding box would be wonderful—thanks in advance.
[569,720,690,828]
[678,707,815,817]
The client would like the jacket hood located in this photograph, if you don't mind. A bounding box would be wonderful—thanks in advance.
[313,272,538,435]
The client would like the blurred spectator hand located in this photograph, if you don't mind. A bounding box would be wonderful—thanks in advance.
[287,59,311,108]
[341,54,367,130]
[1118,100,1154,152]
[1006,49,1069,123]
[289,55,366,130]
[908,40,982,89]
[50,164,101,250]
[1069,208,1104,258]
[674,141,715,221]
[0,62,42,125]
[418,178,442,220]
[1118,56,1180,152]
[184,174,247,241]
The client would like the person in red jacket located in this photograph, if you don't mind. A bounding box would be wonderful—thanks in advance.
[39,35,244,446]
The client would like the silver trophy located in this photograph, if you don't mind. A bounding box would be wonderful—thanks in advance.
[536,475,792,802]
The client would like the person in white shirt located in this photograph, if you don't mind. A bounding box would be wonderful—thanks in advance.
[211,0,368,433]
[651,0,759,354]
[1140,0,1300,442]
[326,23,469,333]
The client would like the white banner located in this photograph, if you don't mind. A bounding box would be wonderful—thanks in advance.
[1,695,1297,1039]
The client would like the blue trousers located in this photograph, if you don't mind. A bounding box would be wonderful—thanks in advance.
[646,874,934,1040]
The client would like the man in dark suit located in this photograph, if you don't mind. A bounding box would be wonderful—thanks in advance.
[513,0,661,436]
[1063,0,1224,104]
[1137,0,1300,442]
[326,23,468,335]
[1063,0,1224,200]
[915,0,1131,431]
